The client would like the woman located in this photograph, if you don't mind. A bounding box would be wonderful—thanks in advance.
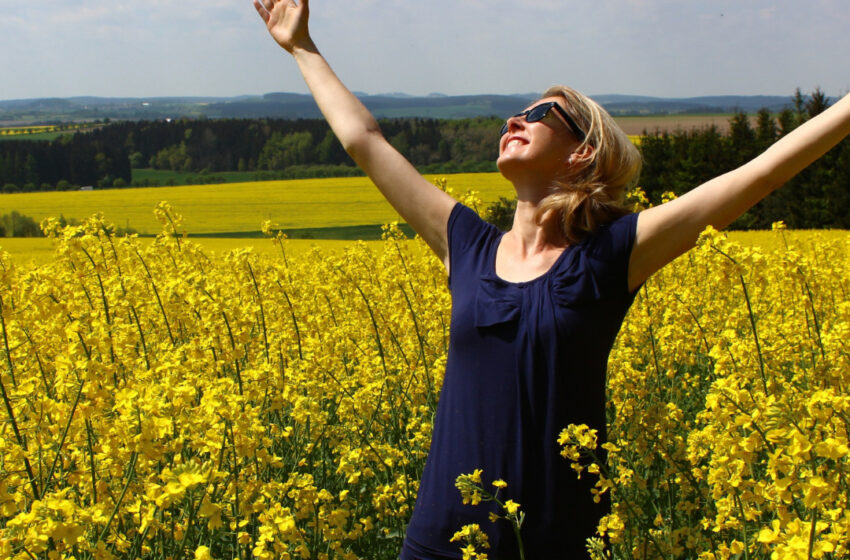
[253,1,850,558]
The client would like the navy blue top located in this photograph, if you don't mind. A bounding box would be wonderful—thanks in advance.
[401,203,640,560]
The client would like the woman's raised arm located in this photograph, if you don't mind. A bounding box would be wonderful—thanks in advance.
[628,92,850,291]
[253,0,456,267]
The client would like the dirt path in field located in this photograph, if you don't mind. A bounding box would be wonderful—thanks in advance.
[614,114,741,135]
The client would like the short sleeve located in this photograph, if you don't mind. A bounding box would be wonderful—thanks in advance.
[447,203,499,288]
[581,212,640,298]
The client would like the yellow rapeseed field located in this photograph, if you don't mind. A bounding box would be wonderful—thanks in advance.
[1,190,848,559]
[4,228,844,269]
[0,173,514,235]
[0,126,61,136]
[0,237,384,268]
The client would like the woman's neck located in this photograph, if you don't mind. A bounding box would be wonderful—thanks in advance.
[507,184,567,254]
[490,195,567,283]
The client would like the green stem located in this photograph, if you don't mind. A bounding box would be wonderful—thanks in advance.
[221,311,244,397]
[164,210,182,251]
[276,281,303,360]
[0,356,39,498]
[0,296,17,387]
[85,418,98,505]
[807,508,819,560]
[129,304,151,370]
[641,284,663,380]
[245,261,270,363]
[738,273,768,393]
[0,298,38,497]
[710,246,769,393]
[514,522,526,560]
[133,247,175,345]
[22,328,53,399]
[40,379,86,498]
[733,492,751,560]
[398,282,434,406]
[98,450,138,543]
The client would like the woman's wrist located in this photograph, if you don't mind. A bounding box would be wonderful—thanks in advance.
[288,36,319,57]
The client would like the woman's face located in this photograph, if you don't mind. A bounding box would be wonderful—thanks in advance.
[496,97,583,182]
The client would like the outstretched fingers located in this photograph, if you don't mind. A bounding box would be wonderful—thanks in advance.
[253,0,270,22]
[253,0,312,52]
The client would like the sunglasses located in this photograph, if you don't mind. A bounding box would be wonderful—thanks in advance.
[500,101,586,142]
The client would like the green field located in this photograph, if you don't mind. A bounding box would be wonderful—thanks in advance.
[0,172,515,236]
[131,168,285,185]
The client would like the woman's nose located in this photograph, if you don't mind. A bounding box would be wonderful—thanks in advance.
[504,114,525,134]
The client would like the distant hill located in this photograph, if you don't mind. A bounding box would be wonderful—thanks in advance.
[592,94,797,115]
[0,92,802,125]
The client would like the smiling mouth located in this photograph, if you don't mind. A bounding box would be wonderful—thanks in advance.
[505,137,526,149]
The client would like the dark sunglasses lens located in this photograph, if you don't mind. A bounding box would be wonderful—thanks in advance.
[525,104,552,123]
[500,111,526,136]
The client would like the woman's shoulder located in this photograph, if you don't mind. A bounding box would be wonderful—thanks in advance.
[580,211,639,261]
[448,202,501,246]
[552,212,639,301]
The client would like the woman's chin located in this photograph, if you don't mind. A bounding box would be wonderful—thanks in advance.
[496,154,520,175]
[497,155,535,183]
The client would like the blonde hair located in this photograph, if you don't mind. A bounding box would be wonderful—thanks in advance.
[536,85,642,244]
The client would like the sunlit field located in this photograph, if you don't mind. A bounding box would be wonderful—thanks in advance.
[614,114,739,136]
[1,190,849,559]
[0,237,384,267]
[4,229,845,268]
[0,125,59,135]
[0,123,95,142]
[0,173,515,235]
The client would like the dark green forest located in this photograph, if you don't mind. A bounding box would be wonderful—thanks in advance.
[1,89,848,229]
[0,116,502,192]
[638,89,849,229]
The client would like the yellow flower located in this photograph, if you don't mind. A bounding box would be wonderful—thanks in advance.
[504,500,520,515]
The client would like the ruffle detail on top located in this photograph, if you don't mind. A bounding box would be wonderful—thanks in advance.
[474,275,523,327]
[473,246,603,328]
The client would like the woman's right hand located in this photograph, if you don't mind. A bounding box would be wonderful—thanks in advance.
[253,0,313,53]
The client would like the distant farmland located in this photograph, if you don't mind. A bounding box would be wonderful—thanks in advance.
[0,173,515,236]
[613,114,739,135]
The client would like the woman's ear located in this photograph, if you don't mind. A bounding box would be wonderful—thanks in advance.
[567,144,594,167]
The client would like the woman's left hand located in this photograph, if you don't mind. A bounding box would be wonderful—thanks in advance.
[253,0,313,54]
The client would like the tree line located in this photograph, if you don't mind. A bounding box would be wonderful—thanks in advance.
[2,89,847,228]
[1,129,131,191]
[1,116,502,193]
[638,88,849,228]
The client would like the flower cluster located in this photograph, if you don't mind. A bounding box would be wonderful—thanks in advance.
[450,523,490,560]
[454,470,525,560]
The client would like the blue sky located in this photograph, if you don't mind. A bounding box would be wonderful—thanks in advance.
[1,0,848,101]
